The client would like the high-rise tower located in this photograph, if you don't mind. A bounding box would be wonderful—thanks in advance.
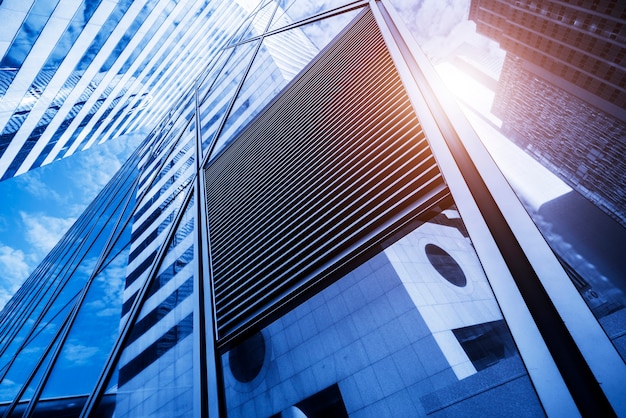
[0,0,253,181]
[0,1,625,417]
[469,0,626,226]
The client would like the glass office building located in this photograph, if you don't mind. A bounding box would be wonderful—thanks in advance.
[0,0,624,417]
[0,0,253,180]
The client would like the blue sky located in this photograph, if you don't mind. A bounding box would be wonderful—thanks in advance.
[0,132,144,308]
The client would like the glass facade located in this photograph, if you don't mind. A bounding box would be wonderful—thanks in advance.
[467,0,626,366]
[0,0,624,417]
[222,208,545,417]
[0,0,248,180]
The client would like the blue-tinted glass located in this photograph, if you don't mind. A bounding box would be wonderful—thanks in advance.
[76,0,134,71]
[92,197,196,418]
[39,241,132,399]
[97,0,197,138]
[0,230,85,363]
[34,0,133,162]
[213,29,317,157]
[222,206,545,417]
[270,4,363,50]
[198,41,257,157]
[99,0,161,73]
[510,186,626,361]
[0,0,60,70]
[228,0,275,45]
[43,0,104,71]
[0,331,60,416]
[31,0,139,163]
[0,296,73,402]
[116,2,173,76]
[0,141,145,401]
[92,1,199,142]
[109,1,247,141]
[55,90,127,159]
[0,253,78,376]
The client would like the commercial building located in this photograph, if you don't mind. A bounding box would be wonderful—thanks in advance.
[0,0,625,416]
[0,0,251,180]
[469,0,626,226]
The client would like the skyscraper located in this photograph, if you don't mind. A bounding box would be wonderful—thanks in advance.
[0,0,252,180]
[469,0,626,226]
[0,1,625,417]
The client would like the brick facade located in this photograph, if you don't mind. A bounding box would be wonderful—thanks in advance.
[493,54,626,226]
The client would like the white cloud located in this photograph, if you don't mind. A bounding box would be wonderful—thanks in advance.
[16,169,62,202]
[278,0,473,62]
[0,379,20,401]
[69,132,146,212]
[420,20,477,62]
[91,258,127,317]
[71,145,125,201]
[0,132,144,308]
[61,342,100,366]
[20,212,76,255]
[388,0,471,60]
[0,245,30,309]
[80,254,126,317]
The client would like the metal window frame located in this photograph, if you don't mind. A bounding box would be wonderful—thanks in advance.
[3,1,624,415]
[3,160,144,418]
[79,183,196,417]
[0,144,149,388]
[77,103,201,416]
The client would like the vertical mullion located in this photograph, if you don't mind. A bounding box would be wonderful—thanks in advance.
[0,151,143,386]
[201,0,281,165]
[79,180,195,417]
[192,83,211,417]
[17,164,143,418]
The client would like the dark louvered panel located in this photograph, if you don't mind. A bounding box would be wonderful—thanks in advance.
[205,10,449,338]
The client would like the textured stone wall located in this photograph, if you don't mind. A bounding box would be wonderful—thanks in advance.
[493,54,626,227]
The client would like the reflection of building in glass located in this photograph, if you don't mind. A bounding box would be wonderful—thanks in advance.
[0,70,137,173]
[0,0,248,180]
[0,1,625,417]
[469,0,626,227]
[223,216,531,418]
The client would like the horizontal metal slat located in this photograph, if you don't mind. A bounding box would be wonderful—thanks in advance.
[204,10,449,338]
[213,127,430,296]
[210,99,420,264]
[208,63,413,254]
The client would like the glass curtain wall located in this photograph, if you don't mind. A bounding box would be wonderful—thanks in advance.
[0,1,624,417]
